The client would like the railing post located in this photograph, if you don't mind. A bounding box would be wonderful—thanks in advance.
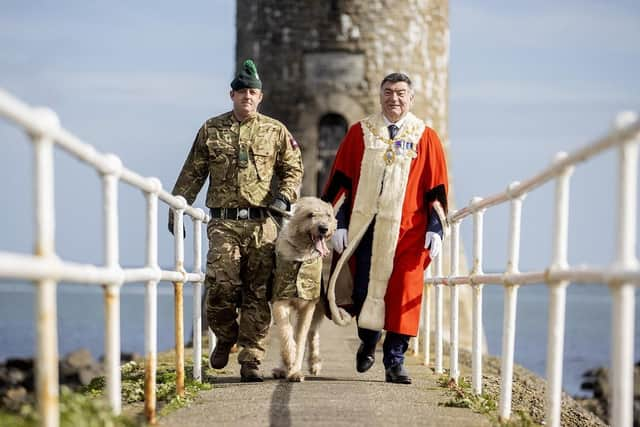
[172,196,187,397]
[412,293,421,355]
[499,181,525,422]
[101,154,123,415]
[470,197,485,395]
[192,210,205,382]
[546,153,573,427]
[31,108,60,427]
[434,248,444,374]
[610,112,639,427]
[422,269,432,366]
[449,220,460,382]
[144,178,161,425]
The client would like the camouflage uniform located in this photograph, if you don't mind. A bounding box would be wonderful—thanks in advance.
[171,111,303,363]
[272,257,323,301]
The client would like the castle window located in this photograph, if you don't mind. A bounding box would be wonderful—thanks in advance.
[317,113,348,195]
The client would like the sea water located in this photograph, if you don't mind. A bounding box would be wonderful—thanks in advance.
[0,282,637,396]
[0,282,195,365]
[481,283,639,396]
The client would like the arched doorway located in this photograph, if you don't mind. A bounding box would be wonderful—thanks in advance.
[317,113,348,195]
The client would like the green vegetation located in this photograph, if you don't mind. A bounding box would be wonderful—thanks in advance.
[0,386,136,427]
[85,359,215,417]
[437,374,541,427]
[2,358,216,426]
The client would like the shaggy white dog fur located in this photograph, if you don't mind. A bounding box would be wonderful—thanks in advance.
[271,197,337,382]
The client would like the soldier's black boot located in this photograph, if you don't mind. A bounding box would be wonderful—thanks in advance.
[240,361,264,382]
[210,341,234,369]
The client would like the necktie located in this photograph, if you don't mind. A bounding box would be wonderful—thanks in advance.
[388,124,399,140]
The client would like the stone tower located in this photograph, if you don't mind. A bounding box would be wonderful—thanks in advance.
[236,0,478,351]
[236,0,449,196]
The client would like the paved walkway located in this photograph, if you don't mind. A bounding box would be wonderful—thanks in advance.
[159,319,490,427]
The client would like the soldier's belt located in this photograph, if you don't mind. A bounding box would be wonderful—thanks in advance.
[209,207,267,220]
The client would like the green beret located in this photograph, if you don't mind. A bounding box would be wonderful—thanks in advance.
[231,59,262,90]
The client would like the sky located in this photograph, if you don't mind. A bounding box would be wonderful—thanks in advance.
[1,0,639,273]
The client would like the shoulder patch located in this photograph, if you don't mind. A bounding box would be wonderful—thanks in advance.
[289,136,299,150]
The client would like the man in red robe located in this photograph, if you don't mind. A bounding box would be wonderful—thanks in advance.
[321,73,448,384]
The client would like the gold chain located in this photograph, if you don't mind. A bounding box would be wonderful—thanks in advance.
[363,120,397,165]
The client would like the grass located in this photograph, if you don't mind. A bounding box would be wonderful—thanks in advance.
[85,358,216,419]
[1,355,217,426]
[437,374,541,427]
[0,386,136,427]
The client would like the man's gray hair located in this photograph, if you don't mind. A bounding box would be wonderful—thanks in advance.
[380,72,414,93]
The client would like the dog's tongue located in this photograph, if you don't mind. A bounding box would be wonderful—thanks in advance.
[314,237,329,257]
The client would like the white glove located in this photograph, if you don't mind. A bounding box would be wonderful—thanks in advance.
[425,231,442,258]
[332,228,348,254]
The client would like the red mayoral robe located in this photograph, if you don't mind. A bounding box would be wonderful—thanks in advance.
[322,112,448,336]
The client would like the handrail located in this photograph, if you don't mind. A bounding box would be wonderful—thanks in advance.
[419,111,639,427]
[0,88,209,426]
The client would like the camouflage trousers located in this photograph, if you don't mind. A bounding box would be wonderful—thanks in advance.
[205,216,277,364]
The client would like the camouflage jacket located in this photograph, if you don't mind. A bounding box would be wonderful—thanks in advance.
[171,112,303,207]
[271,256,322,301]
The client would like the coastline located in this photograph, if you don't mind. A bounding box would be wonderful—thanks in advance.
[452,348,608,426]
[0,338,615,426]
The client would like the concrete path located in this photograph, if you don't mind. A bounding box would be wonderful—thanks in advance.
[159,319,490,427]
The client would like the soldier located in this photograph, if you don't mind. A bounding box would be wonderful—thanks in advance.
[168,59,304,382]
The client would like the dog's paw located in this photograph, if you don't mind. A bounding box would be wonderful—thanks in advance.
[272,367,287,379]
[309,361,322,376]
[287,371,305,382]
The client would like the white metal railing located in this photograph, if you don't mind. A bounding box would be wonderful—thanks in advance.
[2,87,638,427]
[416,111,639,427]
[0,89,209,426]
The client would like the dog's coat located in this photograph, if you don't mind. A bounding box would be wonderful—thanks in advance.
[271,197,336,381]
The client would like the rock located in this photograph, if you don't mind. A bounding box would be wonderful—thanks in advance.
[64,348,94,369]
[581,367,609,400]
[0,366,8,387]
[5,358,33,371]
[6,368,27,386]
[99,352,141,364]
[120,352,140,363]
[59,349,102,390]
[2,387,28,412]
[576,362,640,426]
[0,362,34,391]
[78,364,104,386]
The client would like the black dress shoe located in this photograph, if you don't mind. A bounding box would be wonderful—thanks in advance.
[385,364,412,384]
[356,343,375,373]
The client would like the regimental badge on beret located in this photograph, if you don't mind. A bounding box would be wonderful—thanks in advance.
[289,136,299,150]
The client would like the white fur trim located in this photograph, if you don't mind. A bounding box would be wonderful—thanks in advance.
[358,296,385,331]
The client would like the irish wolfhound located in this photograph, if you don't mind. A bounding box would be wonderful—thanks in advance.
[271,197,337,381]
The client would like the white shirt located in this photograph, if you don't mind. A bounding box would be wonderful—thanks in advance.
[382,114,408,131]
